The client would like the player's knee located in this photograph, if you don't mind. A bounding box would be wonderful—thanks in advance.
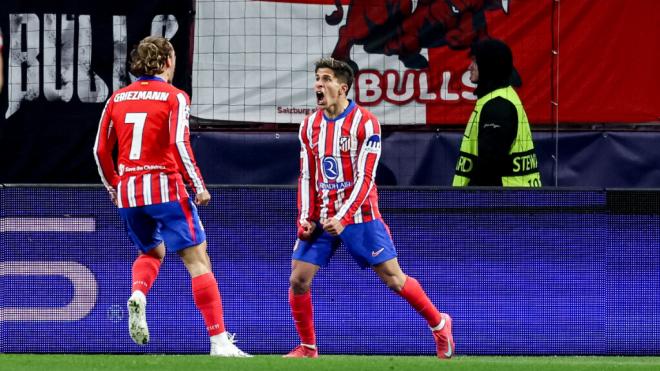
[190,264,211,278]
[289,275,311,293]
[144,244,166,261]
[384,275,405,292]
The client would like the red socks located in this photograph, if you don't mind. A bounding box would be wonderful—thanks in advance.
[131,254,162,294]
[289,279,439,344]
[289,289,316,346]
[132,255,226,337]
[397,276,442,328]
[192,272,226,336]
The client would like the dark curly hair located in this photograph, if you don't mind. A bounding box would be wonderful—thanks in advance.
[129,36,173,76]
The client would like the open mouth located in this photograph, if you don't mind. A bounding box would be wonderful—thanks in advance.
[316,91,325,106]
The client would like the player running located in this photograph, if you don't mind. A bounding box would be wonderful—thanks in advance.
[285,57,454,359]
[93,36,249,357]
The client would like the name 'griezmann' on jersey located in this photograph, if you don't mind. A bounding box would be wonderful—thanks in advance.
[94,78,206,208]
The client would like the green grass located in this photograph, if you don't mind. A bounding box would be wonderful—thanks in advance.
[2,354,660,371]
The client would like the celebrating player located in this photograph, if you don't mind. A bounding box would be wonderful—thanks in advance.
[285,57,454,359]
[93,36,249,357]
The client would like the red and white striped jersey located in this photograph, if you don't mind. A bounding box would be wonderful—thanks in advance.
[298,101,382,227]
[93,77,206,208]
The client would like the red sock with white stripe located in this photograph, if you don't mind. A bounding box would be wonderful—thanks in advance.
[192,273,226,336]
[289,289,316,348]
[131,254,162,294]
[397,276,442,328]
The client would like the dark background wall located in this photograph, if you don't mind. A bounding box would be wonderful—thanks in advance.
[189,130,660,187]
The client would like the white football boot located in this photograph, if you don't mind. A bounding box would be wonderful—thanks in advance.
[210,332,252,357]
[127,290,149,345]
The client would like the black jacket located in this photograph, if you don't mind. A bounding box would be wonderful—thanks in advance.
[469,39,519,186]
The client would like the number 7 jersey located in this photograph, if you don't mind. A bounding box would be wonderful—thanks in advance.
[93,77,206,208]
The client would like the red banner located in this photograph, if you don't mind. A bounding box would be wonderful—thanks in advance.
[424,1,554,124]
[350,0,659,124]
[557,0,659,124]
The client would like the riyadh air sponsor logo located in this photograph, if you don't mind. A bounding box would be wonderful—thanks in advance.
[319,181,353,190]
[371,247,385,257]
[322,157,339,180]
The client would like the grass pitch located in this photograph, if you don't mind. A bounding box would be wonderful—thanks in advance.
[2,354,660,371]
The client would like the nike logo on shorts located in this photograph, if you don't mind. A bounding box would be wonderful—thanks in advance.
[371,248,385,257]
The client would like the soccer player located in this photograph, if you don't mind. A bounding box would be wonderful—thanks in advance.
[93,36,249,357]
[284,58,454,359]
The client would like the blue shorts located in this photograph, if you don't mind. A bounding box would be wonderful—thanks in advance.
[118,199,206,253]
[292,219,397,269]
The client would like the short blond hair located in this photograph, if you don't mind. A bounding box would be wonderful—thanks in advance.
[129,36,173,76]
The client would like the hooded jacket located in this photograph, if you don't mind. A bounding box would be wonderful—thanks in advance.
[468,39,519,186]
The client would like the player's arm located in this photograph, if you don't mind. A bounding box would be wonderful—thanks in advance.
[169,92,209,205]
[472,97,517,186]
[333,115,381,227]
[297,117,318,240]
[93,99,119,205]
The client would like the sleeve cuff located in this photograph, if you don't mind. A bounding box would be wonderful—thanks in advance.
[334,215,349,226]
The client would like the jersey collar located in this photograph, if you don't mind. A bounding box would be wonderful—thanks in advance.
[323,100,355,122]
[138,75,167,83]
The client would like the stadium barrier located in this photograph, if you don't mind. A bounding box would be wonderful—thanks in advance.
[1,185,659,355]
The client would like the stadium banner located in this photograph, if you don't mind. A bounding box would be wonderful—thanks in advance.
[2,186,660,355]
[191,0,659,125]
[0,0,195,182]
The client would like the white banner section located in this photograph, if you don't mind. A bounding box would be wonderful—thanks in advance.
[191,0,426,125]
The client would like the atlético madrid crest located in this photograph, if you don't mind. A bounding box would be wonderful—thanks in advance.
[340,136,350,152]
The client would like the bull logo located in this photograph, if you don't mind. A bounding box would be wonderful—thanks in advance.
[326,0,510,71]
